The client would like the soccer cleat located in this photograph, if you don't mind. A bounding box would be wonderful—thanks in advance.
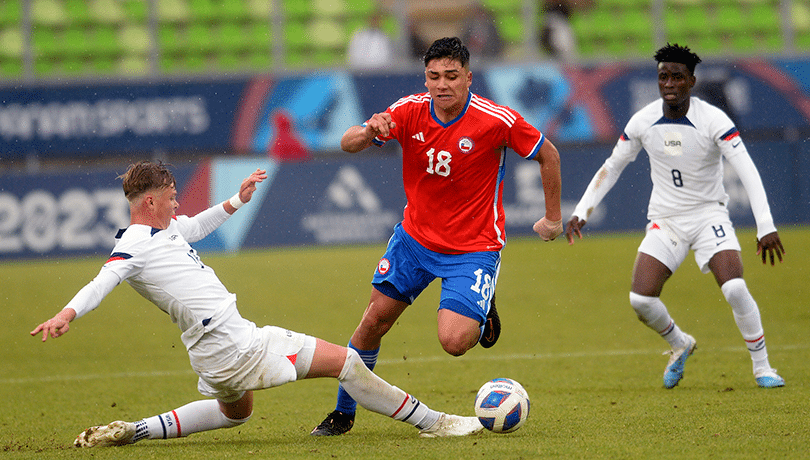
[418,414,484,438]
[479,294,500,349]
[74,421,136,448]
[755,368,785,388]
[663,334,697,389]
[310,410,354,436]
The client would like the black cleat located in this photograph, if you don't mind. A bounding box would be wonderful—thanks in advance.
[310,410,354,436]
[479,294,500,348]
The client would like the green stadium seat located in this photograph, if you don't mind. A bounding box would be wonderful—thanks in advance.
[495,13,524,45]
[309,18,346,49]
[32,0,68,26]
[64,0,92,26]
[0,0,22,27]
[119,54,150,75]
[345,0,374,16]
[0,57,23,77]
[119,24,151,54]
[187,22,215,54]
[248,49,272,69]
[249,22,272,48]
[221,0,250,22]
[0,27,23,59]
[158,0,190,23]
[122,0,149,22]
[189,0,217,22]
[246,0,273,20]
[481,0,521,15]
[158,24,185,54]
[284,20,310,50]
[90,0,126,25]
[282,0,313,19]
[63,27,88,58]
[32,28,60,58]
[714,5,745,37]
[313,0,346,18]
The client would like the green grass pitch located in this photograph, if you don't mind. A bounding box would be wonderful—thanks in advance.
[2,226,808,459]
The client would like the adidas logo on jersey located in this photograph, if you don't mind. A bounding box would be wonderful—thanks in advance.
[412,132,425,142]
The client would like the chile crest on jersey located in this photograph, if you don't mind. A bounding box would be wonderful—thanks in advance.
[458,136,475,154]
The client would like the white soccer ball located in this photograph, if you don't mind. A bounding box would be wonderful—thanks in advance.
[474,378,530,433]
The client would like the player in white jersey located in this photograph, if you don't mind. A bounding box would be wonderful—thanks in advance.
[564,44,786,389]
[31,161,483,447]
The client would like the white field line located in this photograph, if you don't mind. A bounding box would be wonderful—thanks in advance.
[4,343,807,385]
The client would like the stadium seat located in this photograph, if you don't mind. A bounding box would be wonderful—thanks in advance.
[345,0,374,16]
[282,0,313,19]
[0,27,23,59]
[91,0,126,24]
[64,0,92,27]
[121,0,149,22]
[0,0,22,27]
[158,0,190,23]
[187,22,215,54]
[31,0,68,26]
[313,0,347,18]
[189,0,218,23]
[119,24,151,55]
[246,0,273,20]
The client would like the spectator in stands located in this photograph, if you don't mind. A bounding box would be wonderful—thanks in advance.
[540,0,578,62]
[346,10,395,70]
[461,2,504,60]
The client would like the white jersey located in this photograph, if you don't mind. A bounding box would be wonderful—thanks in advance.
[64,205,252,337]
[572,97,776,239]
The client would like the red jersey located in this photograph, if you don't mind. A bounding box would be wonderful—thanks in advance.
[371,92,545,254]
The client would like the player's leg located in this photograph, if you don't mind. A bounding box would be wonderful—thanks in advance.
[708,250,784,388]
[314,224,431,436]
[434,250,500,356]
[74,392,253,448]
[632,223,695,388]
[305,338,482,437]
[311,289,409,435]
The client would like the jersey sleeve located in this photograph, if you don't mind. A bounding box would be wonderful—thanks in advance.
[506,114,545,160]
[572,126,642,221]
[175,204,231,243]
[719,131,777,239]
[370,97,409,147]
[63,269,121,319]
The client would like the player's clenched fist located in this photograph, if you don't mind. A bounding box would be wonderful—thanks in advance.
[533,217,563,241]
[365,112,396,139]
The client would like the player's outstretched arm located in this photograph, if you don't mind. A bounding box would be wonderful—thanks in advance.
[565,216,586,245]
[30,307,77,342]
[756,231,785,266]
[224,168,268,214]
[531,139,562,241]
[340,112,395,153]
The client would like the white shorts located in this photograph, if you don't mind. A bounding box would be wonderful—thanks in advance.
[188,311,317,402]
[638,205,741,274]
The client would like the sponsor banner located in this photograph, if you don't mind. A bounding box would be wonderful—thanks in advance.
[0,141,805,261]
[4,58,810,159]
[0,81,245,159]
[0,165,196,260]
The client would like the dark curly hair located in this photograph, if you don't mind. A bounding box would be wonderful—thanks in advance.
[423,37,470,67]
[654,43,702,75]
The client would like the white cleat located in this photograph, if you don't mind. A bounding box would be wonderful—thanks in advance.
[419,414,484,438]
[74,421,136,447]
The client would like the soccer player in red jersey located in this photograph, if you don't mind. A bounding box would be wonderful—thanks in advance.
[312,37,563,436]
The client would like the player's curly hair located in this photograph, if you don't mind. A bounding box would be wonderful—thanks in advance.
[424,37,470,68]
[654,43,702,75]
[119,160,176,201]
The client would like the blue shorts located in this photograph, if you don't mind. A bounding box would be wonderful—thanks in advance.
[372,223,501,324]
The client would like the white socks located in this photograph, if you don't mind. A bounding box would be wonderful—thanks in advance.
[133,399,249,442]
[630,277,772,373]
[337,348,440,430]
[629,292,687,349]
[721,278,770,371]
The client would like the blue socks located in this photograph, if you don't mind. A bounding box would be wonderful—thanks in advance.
[335,342,379,415]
